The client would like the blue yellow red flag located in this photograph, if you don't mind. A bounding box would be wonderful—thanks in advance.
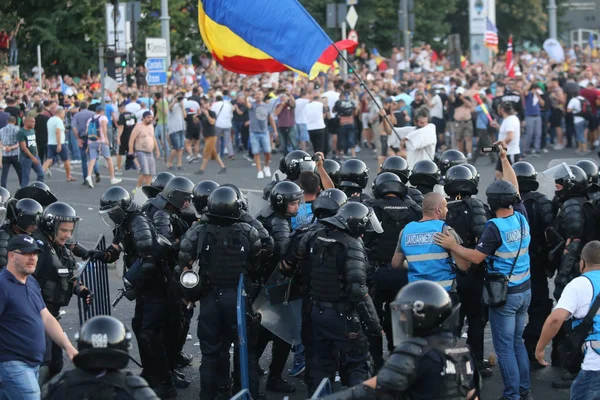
[198,0,357,79]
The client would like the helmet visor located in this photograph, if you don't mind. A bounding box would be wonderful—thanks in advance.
[390,301,416,346]
[366,208,384,234]
[98,205,125,228]
[0,206,7,227]
[542,162,574,182]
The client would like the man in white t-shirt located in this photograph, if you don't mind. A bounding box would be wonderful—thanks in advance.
[491,102,521,180]
[125,93,142,115]
[211,94,234,158]
[294,90,311,151]
[567,95,589,154]
[535,240,600,397]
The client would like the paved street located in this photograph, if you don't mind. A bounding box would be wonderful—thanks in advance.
[9,145,583,400]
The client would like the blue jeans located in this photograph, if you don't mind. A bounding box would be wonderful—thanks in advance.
[571,369,600,400]
[293,343,305,365]
[79,140,99,180]
[9,48,17,66]
[575,120,588,144]
[0,360,40,400]
[488,289,532,400]
[155,124,170,157]
[67,128,80,161]
[19,157,44,187]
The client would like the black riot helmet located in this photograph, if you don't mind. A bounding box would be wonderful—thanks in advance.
[40,202,80,237]
[220,183,248,212]
[372,172,408,199]
[142,172,175,199]
[322,159,342,187]
[543,163,589,200]
[380,156,410,184]
[73,316,132,370]
[13,199,43,233]
[339,159,369,190]
[513,161,539,193]
[280,150,316,181]
[576,160,599,185]
[99,186,135,228]
[409,160,441,188]
[464,164,480,186]
[206,187,243,220]
[389,281,458,345]
[162,176,194,209]
[14,181,57,207]
[438,149,467,177]
[270,181,304,216]
[485,180,521,211]
[192,180,220,214]
[444,165,478,197]
[321,202,383,238]
[311,188,348,219]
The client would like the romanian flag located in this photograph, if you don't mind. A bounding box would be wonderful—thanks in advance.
[372,48,388,72]
[198,0,358,79]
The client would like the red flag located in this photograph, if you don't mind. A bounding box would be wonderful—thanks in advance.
[506,35,515,78]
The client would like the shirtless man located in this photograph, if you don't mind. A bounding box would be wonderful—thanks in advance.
[129,111,160,192]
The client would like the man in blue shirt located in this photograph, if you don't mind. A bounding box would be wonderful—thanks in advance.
[434,141,533,400]
[0,235,78,399]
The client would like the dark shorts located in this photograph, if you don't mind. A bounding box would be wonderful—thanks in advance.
[118,135,130,155]
[47,144,69,162]
[495,154,521,172]
[431,117,446,135]
[186,129,200,140]
[550,109,564,128]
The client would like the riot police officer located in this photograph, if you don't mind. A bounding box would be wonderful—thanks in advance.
[41,316,159,400]
[512,162,555,364]
[338,159,371,202]
[322,281,478,400]
[576,159,600,201]
[141,171,175,200]
[443,165,491,377]
[363,172,422,372]
[290,202,383,394]
[13,181,58,207]
[255,181,304,393]
[0,198,43,269]
[33,202,92,384]
[281,188,348,393]
[438,149,468,181]
[408,159,441,195]
[380,156,424,207]
[179,186,262,400]
[279,150,316,182]
[192,180,220,215]
[322,159,341,187]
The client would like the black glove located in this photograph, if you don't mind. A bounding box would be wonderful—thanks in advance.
[87,250,106,262]
[78,286,94,304]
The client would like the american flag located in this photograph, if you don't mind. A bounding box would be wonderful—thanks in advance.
[484,17,499,52]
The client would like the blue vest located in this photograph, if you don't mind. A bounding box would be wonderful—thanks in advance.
[401,220,456,291]
[291,202,314,230]
[572,270,600,355]
[486,211,531,287]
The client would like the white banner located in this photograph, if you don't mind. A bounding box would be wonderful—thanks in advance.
[543,39,565,63]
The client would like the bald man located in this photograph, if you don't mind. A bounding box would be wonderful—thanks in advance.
[392,192,470,303]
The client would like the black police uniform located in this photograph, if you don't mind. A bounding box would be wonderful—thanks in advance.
[0,198,44,269]
[443,166,489,372]
[363,173,422,371]
[380,157,424,207]
[0,224,17,268]
[179,187,262,400]
[322,281,479,400]
[297,204,382,394]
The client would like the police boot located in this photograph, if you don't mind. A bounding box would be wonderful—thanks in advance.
[215,380,233,400]
[176,351,193,369]
[171,369,190,388]
[266,375,296,393]
[476,361,493,378]
[152,376,178,399]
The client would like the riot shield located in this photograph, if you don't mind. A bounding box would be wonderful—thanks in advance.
[132,188,149,207]
[77,234,111,325]
[13,185,58,207]
[247,190,268,216]
[252,269,302,345]
[237,274,250,392]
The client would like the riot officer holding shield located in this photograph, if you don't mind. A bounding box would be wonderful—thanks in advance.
[178,186,262,400]
[292,202,383,394]
[33,202,92,383]
[0,198,42,269]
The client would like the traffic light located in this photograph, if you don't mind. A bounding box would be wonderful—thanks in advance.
[121,59,127,67]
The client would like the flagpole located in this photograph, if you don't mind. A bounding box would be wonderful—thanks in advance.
[329,42,402,142]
